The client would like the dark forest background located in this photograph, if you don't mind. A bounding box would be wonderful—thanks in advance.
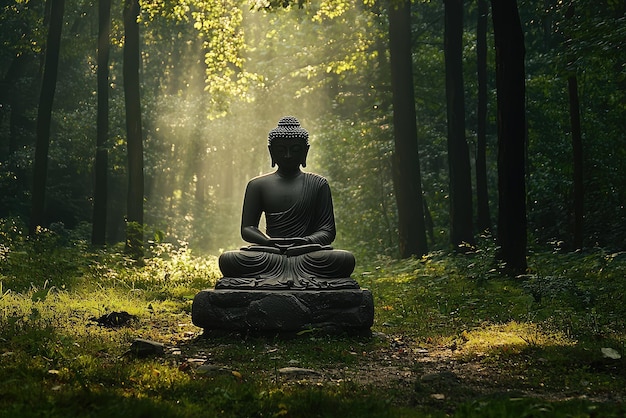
[1,0,624,266]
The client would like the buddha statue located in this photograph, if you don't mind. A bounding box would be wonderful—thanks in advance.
[217,116,358,290]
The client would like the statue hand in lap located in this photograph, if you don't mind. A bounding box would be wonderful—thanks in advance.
[218,116,356,289]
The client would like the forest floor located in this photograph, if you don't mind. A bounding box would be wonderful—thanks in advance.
[1,235,625,417]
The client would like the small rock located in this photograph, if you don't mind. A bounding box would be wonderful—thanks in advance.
[127,338,165,358]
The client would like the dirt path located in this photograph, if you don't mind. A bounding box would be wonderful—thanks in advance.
[162,322,623,411]
[335,333,622,409]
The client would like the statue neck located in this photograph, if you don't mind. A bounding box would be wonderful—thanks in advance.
[275,167,302,179]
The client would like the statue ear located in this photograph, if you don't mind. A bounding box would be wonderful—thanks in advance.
[301,145,310,168]
[268,145,276,167]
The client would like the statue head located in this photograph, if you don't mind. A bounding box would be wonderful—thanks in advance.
[268,116,310,169]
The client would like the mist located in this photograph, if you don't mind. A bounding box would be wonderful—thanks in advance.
[142,4,367,254]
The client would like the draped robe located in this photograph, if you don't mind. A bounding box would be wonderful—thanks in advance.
[218,173,357,290]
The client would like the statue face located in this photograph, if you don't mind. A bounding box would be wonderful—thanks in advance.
[269,138,309,170]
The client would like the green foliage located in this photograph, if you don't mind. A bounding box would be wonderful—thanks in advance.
[124,221,145,260]
[0,219,89,292]
[314,117,397,258]
[522,0,626,250]
[1,0,625,262]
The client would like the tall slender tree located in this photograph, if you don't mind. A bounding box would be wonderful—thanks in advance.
[475,0,491,232]
[388,0,428,258]
[92,0,111,246]
[444,0,474,249]
[491,0,527,273]
[123,0,144,257]
[565,4,584,250]
[29,0,65,235]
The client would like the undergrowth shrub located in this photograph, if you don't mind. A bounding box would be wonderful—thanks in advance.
[0,219,88,292]
[88,241,221,300]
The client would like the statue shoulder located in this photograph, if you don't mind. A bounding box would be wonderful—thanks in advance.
[246,172,275,188]
[303,172,329,186]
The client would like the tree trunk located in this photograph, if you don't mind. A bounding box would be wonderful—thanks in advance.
[568,74,584,249]
[444,0,474,249]
[92,0,111,246]
[475,0,491,232]
[491,0,527,273]
[29,0,65,235]
[123,0,144,258]
[565,4,584,250]
[387,0,428,258]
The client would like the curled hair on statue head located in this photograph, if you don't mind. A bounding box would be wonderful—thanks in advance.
[268,116,309,146]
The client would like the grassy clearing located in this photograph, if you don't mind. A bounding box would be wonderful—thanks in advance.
[1,226,625,417]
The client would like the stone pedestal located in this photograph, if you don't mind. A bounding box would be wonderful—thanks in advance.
[191,288,374,333]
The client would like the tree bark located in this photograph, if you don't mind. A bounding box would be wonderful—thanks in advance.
[387,0,428,258]
[444,0,474,249]
[29,0,65,235]
[123,0,144,257]
[92,0,111,246]
[491,0,527,273]
[475,0,491,232]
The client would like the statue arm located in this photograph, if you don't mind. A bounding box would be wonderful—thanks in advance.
[243,226,309,248]
[240,180,270,245]
[241,226,271,246]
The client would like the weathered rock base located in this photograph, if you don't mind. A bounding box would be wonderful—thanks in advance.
[191,288,374,333]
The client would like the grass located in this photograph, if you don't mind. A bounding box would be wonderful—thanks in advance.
[1,224,625,417]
